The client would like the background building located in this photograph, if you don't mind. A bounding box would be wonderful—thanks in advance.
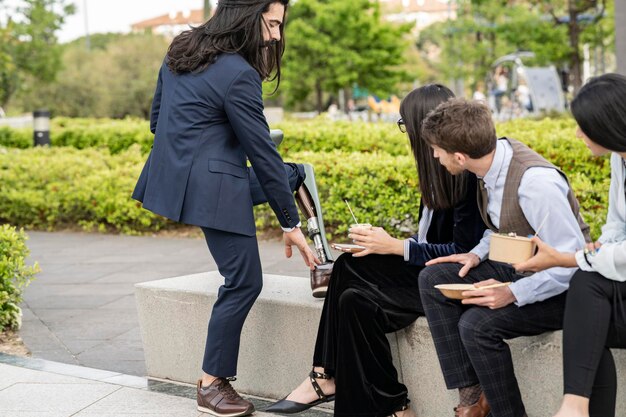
[380,0,457,32]
[131,9,205,38]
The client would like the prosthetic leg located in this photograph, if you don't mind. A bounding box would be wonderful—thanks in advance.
[294,164,334,298]
[271,130,333,298]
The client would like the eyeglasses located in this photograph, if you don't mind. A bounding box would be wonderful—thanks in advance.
[397,118,406,133]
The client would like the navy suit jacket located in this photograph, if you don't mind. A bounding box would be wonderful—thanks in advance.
[132,53,300,236]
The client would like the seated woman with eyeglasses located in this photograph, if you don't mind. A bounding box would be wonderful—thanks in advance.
[266,85,487,417]
[514,73,626,417]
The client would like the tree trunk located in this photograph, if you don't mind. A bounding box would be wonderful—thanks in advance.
[616,0,626,75]
[315,80,323,114]
[203,0,212,21]
[342,88,351,114]
[568,1,583,94]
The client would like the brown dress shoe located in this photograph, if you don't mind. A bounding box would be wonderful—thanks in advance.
[197,378,254,417]
[454,392,491,417]
[311,262,333,298]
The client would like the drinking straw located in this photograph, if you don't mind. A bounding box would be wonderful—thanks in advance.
[344,199,359,224]
[534,212,550,238]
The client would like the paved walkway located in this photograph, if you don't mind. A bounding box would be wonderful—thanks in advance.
[0,353,316,417]
[22,231,311,377]
[15,231,333,416]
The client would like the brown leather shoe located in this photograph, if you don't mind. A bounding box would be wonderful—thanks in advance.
[311,262,333,298]
[454,392,490,417]
[197,378,254,417]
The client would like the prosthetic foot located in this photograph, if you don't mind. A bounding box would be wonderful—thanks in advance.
[294,164,334,298]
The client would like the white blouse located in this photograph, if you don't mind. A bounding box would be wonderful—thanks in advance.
[575,152,626,281]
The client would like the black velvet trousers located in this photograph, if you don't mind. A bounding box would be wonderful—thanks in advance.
[312,253,425,417]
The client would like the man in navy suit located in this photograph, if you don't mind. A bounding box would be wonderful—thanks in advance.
[132,1,319,415]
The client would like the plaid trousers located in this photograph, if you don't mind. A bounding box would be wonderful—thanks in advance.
[419,261,567,417]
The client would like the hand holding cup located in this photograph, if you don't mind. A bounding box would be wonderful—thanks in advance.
[348,224,404,257]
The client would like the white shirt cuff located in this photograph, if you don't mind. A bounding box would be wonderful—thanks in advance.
[404,238,416,262]
[281,222,302,233]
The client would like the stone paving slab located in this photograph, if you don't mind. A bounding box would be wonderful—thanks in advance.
[0,362,203,417]
[0,383,120,415]
[0,354,331,417]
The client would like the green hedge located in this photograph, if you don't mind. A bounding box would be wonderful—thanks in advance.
[0,127,31,149]
[0,117,410,156]
[257,151,420,237]
[0,145,420,237]
[0,225,38,331]
[0,142,609,239]
[0,117,611,239]
[51,117,156,154]
[0,146,170,234]
[0,116,598,174]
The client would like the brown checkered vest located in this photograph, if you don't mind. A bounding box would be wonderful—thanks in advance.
[477,138,591,242]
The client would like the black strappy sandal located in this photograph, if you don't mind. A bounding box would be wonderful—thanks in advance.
[265,369,336,414]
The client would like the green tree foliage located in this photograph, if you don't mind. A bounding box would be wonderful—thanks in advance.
[529,0,610,92]
[15,34,169,118]
[280,0,412,112]
[0,0,74,109]
[418,0,610,92]
[64,32,130,51]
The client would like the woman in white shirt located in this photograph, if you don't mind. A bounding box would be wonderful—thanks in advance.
[515,73,626,417]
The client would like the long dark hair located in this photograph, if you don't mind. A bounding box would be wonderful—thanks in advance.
[166,0,288,86]
[400,84,467,210]
[571,73,626,152]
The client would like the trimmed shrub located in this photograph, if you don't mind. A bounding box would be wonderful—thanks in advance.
[0,146,169,234]
[0,127,31,149]
[0,143,608,239]
[51,118,155,154]
[0,116,611,239]
[0,225,39,331]
[259,151,421,237]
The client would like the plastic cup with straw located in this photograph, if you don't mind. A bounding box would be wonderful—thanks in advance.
[345,199,371,231]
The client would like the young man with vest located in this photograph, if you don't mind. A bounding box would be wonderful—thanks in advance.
[417,98,590,417]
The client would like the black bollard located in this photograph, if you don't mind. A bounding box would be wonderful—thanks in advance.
[33,109,51,146]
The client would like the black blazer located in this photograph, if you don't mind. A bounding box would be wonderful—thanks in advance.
[405,173,486,265]
[132,53,300,236]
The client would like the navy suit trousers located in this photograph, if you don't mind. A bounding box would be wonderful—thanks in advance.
[200,162,304,376]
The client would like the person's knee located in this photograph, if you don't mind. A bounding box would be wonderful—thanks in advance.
[337,288,369,316]
[569,270,604,299]
[419,264,457,289]
[238,267,263,299]
[419,266,444,304]
[335,252,374,271]
[330,253,350,279]
[286,162,306,189]
[335,252,351,266]
[459,309,490,344]
[294,163,306,180]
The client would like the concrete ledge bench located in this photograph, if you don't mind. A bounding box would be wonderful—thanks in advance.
[135,272,626,416]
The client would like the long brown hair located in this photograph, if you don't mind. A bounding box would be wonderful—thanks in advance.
[400,84,467,210]
[166,0,288,87]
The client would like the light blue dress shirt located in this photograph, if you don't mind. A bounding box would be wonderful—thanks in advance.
[469,139,586,306]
